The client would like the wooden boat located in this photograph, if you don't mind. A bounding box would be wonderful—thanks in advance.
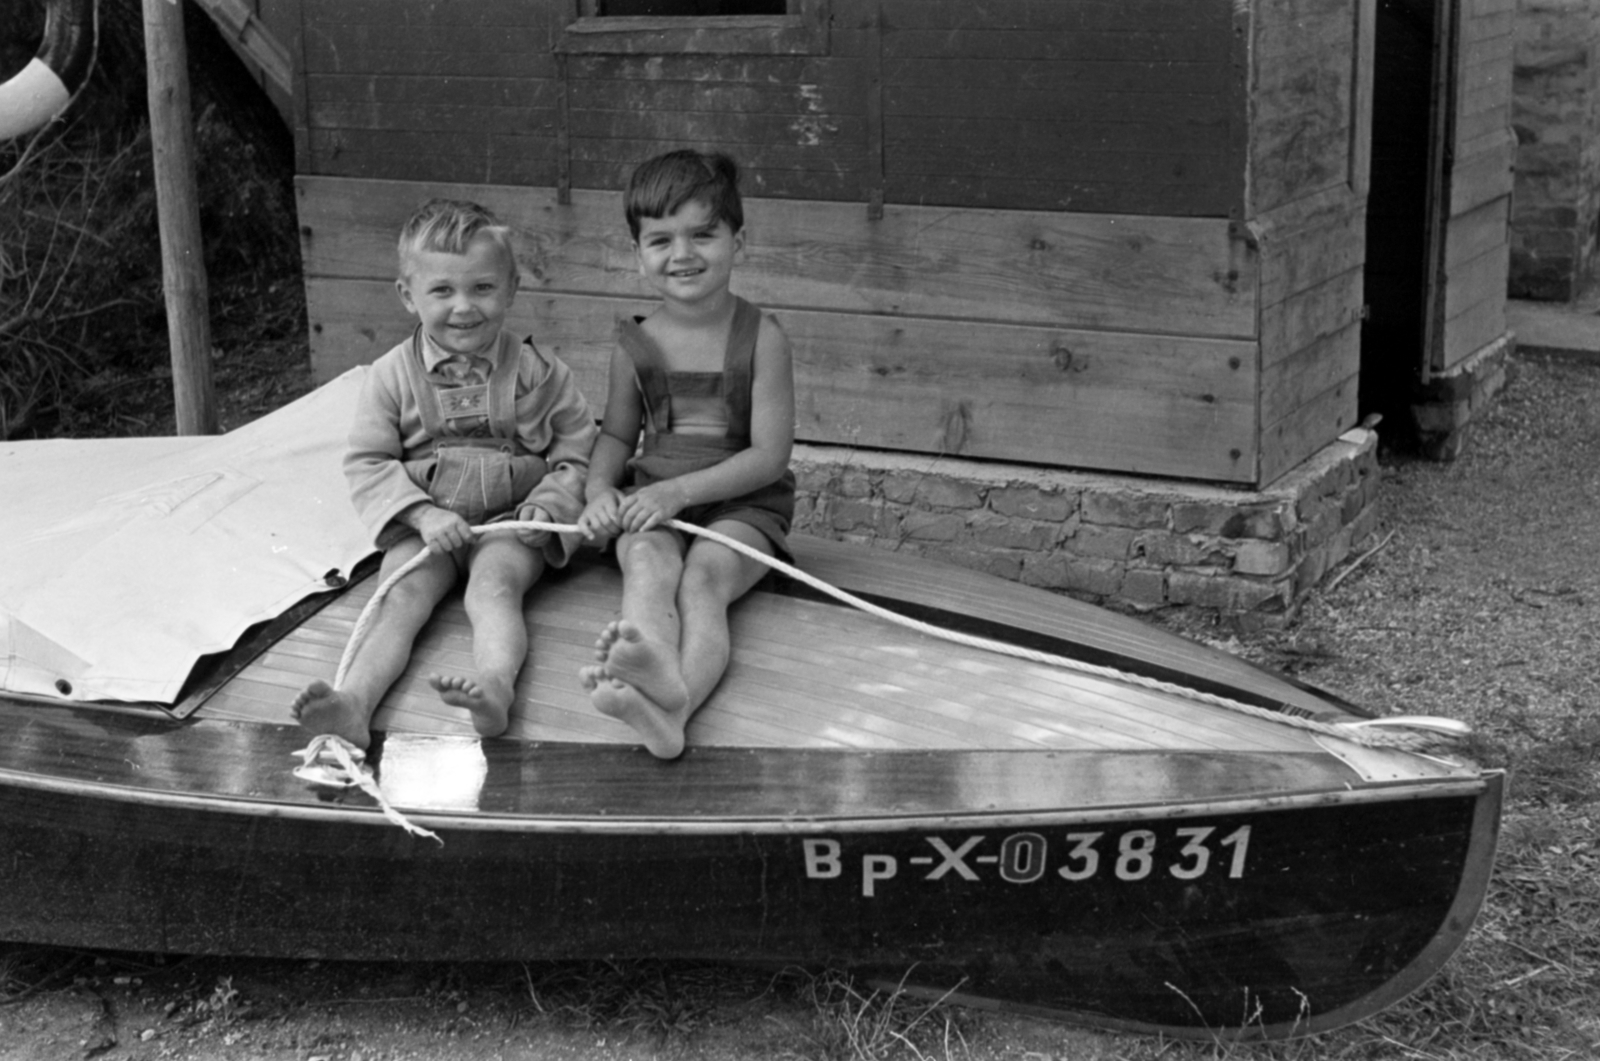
[0,376,1500,1041]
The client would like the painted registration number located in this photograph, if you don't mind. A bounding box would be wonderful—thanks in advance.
[802,826,1252,897]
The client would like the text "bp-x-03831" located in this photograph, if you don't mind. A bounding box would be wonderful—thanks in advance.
[802,826,1254,897]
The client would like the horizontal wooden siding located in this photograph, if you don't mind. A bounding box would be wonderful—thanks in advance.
[300,176,1260,482]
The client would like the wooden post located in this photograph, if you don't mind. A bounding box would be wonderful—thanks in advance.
[143,0,217,435]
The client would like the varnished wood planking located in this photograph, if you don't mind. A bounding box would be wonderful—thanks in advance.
[197,551,1321,754]
[786,538,1345,718]
[298,177,1256,339]
[715,602,1298,753]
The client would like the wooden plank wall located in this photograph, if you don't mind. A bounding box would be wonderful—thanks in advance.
[1433,0,1514,375]
[1250,0,1371,484]
[283,0,1394,486]
[295,1,563,186]
[293,0,1245,217]
[300,176,1259,481]
[875,1,1240,214]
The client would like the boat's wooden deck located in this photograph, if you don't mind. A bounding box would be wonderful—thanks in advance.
[198,537,1337,754]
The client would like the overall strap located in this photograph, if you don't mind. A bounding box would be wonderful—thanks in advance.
[484,331,522,440]
[721,297,762,442]
[399,327,449,440]
[400,327,520,440]
[615,316,672,435]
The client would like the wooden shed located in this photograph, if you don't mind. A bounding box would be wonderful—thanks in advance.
[266,0,1516,612]
[291,0,1380,492]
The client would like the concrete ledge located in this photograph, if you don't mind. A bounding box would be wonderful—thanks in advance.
[1506,298,1600,362]
[792,429,1383,628]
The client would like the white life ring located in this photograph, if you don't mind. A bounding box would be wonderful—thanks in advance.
[0,0,96,141]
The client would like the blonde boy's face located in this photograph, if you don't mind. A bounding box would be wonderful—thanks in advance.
[633,198,743,308]
[396,232,517,357]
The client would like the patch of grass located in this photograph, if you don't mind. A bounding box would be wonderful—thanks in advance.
[777,967,974,1061]
[519,959,755,1043]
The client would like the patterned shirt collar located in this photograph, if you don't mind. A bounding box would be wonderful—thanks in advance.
[419,329,501,378]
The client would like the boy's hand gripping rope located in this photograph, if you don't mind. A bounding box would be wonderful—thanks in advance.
[302,517,1472,838]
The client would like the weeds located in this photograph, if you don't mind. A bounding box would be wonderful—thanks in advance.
[193,974,240,1026]
[780,967,972,1061]
[0,10,307,441]
[520,959,736,1042]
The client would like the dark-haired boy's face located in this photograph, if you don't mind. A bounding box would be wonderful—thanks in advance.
[634,199,743,308]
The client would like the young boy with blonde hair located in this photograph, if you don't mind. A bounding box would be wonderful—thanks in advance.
[577,150,796,759]
[294,198,597,748]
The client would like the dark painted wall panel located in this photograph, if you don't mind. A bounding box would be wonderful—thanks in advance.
[298,0,1244,217]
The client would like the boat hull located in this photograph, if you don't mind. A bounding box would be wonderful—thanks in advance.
[0,720,1502,1039]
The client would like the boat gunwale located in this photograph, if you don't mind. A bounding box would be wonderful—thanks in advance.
[0,763,1501,835]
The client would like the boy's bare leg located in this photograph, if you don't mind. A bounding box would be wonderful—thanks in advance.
[430,531,542,738]
[293,539,456,750]
[586,529,690,711]
[584,522,769,760]
[674,522,771,711]
[582,674,686,760]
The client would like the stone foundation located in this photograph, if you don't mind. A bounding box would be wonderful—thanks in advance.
[793,428,1384,628]
[1408,334,1515,460]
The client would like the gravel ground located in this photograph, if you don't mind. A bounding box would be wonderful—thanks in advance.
[1153,352,1600,800]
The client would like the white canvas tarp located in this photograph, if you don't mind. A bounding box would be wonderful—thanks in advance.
[0,370,374,704]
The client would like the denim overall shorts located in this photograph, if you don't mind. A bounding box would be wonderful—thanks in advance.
[401,329,543,526]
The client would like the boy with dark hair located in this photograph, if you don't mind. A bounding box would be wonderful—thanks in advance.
[577,151,796,759]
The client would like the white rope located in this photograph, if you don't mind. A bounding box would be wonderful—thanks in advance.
[290,734,442,844]
[327,517,1461,754]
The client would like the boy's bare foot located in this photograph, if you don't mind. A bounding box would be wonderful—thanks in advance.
[291,680,372,750]
[580,668,687,760]
[429,674,511,738]
[594,620,690,712]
